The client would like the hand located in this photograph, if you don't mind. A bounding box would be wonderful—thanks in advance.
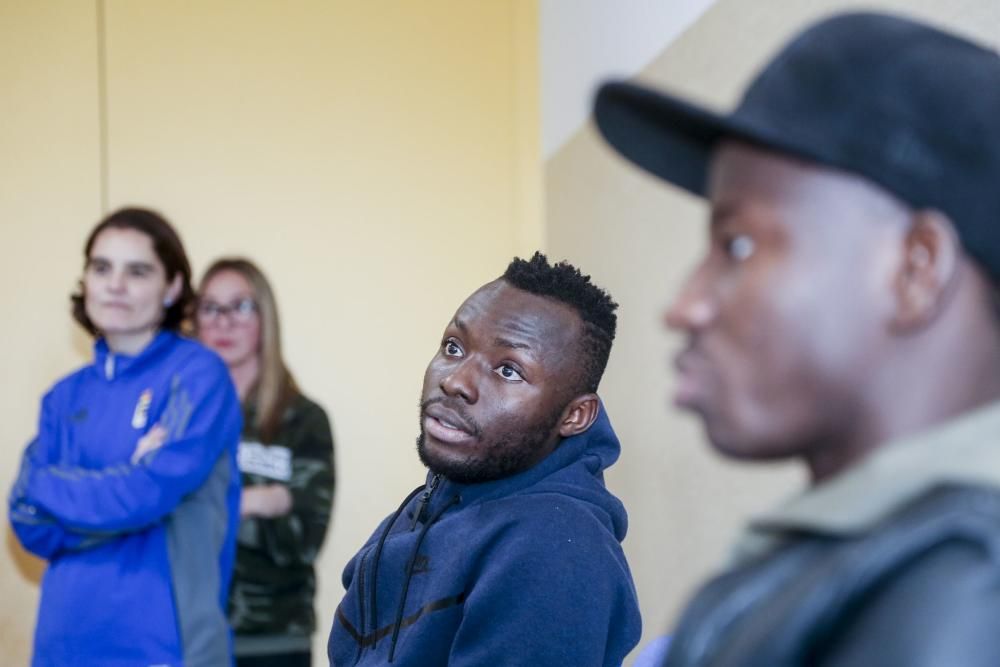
[131,425,168,464]
[241,484,293,519]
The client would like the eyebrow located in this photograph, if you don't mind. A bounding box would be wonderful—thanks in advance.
[452,316,533,352]
[87,256,156,270]
[709,202,740,227]
[493,337,530,351]
[127,262,156,272]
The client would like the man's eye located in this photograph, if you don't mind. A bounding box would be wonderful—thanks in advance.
[495,365,523,382]
[128,267,151,278]
[724,235,755,261]
[444,340,463,357]
[89,262,110,274]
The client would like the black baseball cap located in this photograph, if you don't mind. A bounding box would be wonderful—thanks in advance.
[594,12,1000,283]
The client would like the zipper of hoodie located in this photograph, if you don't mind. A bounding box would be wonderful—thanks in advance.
[104,352,115,380]
[355,547,371,664]
[410,473,442,531]
[388,492,461,662]
[362,483,426,659]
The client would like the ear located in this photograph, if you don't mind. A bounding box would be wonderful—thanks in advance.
[164,274,184,308]
[891,210,961,332]
[557,394,600,438]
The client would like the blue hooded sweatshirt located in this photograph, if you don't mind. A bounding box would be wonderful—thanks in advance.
[328,405,641,666]
[9,331,242,667]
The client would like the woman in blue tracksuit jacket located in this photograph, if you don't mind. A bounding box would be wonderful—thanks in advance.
[8,208,243,667]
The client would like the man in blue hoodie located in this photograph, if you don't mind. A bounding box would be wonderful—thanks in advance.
[328,252,642,666]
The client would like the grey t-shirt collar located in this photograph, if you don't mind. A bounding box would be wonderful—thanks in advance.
[731,400,1000,564]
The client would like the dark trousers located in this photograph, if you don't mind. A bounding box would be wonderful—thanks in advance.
[236,650,311,667]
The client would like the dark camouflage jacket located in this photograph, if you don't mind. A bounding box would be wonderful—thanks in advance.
[228,392,335,656]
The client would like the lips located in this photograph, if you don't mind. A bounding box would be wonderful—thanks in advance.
[423,404,477,445]
[673,349,712,410]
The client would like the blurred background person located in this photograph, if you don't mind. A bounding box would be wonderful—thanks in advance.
[596,11,1000,667]
[8,208,242,667]
[197,258,335,667]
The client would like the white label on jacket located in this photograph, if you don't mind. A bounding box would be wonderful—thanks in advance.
[238,441,292,481]
[131,388,153,429]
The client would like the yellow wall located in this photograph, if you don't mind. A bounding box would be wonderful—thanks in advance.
[545,1,1000,662]
[1,2,539,664]
[19,2,999,664]
[1,1,102,658]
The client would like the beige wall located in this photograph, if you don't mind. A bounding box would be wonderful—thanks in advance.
[1,2,539,664]
[1,1,103,658]
[546,0,1000,661]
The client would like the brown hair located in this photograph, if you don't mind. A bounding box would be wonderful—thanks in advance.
[197,258,298,442]
[71,207,195,336]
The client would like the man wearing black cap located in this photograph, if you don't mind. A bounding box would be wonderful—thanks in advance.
[596,11,1000,667]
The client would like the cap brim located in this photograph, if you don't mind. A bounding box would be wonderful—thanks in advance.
[593,81,737,197]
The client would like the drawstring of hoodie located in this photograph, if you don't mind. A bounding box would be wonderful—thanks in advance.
[365,483,426,655]
[388,493,461,662]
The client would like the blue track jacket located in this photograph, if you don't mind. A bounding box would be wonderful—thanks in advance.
[328,404,641,666]
[9,331,242,667]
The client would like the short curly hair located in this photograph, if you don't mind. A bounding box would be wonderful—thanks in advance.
[502,252,618,393]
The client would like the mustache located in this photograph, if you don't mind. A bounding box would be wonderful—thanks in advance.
[420,396,482,437]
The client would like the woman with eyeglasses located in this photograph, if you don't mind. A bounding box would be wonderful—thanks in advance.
[196,258,335,667]
[9,208,243,666]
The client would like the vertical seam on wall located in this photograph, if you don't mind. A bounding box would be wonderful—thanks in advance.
[96,0,109,213]
[509,0,519,256]
[511,0,543,256]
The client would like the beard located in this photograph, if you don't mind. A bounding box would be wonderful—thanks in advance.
[416,398,563,484]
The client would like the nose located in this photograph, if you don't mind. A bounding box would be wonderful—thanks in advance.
[440,358,479,404]
[664,261,717,333]
[107,268,126,293]
[214,310,235,330]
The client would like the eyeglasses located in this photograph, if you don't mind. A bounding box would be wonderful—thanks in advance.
[196,298,258,325]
